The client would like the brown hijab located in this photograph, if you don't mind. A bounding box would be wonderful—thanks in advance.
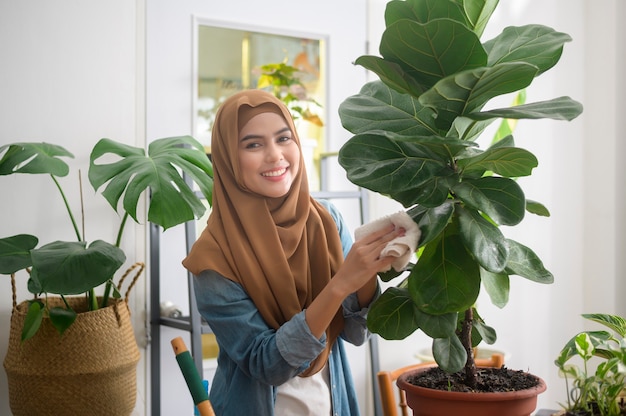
[182,89,345,376]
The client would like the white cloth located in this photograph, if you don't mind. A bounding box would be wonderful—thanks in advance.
[354,211,421,272]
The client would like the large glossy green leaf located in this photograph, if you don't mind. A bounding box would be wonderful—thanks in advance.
[457,206,508,273]
[416,310,458,339]
[457,146,538,178]
[468,96,584,122]
[148,136,213,206]
[0,234,37,274]
[393,170,459,208]
[353,56,427,98]
[409,232,480,314]
[30,240,125,295]
[504,238,554,283]
[419,62,539,129]
[384,0,418,27]
[432,336,467,373]
[385,0,467,27]
[489,91,527,145]
[453,176,526,226]
[480,267,510,308]
[367,287,420,339]
[407,201,454,247]
[89,136,213,230]
[460,0,499,38]
[338,81,440,136]
[484,24,572,75]
[448,116,495,141]
[0,142,73,176]
[380,18,487,92]
[338,132,454,206]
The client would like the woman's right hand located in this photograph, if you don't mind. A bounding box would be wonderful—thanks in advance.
[305,224,404,338]
[334,224,404,295]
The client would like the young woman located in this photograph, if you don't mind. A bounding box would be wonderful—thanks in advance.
[183,89,401,415]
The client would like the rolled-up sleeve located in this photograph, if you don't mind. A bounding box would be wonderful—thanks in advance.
[194,271,326,385]
[276,311,326,367]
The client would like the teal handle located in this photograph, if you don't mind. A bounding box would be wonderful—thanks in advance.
[175,351,210,405]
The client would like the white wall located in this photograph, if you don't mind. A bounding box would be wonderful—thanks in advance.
[0,1,623,416]
[617,0,626,322]
[0,1,148,415]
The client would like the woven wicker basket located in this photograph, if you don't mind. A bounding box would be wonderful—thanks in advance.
[3,264,143,416]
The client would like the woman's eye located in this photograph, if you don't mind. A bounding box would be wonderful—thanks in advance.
[245,142,261,149]
[278,135,292,143]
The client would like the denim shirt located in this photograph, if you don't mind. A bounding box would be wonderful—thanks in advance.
[192,199,379,416]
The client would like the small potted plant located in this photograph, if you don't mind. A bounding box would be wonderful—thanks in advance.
[256,60,324,128]
[554,313,626,416]
[0,137,213,416]
[337,0,583,414]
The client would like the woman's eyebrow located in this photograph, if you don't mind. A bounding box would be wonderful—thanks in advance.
[275,127,291,136]
[240,127,292,143]
[240,133,262,143]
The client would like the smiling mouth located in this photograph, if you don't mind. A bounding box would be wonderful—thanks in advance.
[262,168,287,177]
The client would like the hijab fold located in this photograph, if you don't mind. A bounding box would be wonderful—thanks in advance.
[183,90,345,376]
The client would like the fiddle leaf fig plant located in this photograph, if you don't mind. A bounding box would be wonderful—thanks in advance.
[0,136,213,339]
[338,0,583,387]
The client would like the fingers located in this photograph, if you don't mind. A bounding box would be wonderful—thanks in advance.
[337,225,407,292]
[351,225,405,269]
[358,224,394,244]
[358,224,404,246]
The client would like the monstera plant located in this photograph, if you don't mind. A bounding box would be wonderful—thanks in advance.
[0,137,213,338]
[338,0,583,389]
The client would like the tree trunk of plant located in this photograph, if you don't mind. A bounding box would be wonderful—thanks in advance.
[462,308,477,389]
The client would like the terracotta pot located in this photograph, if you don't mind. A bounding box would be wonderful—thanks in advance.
[397,367,547,416]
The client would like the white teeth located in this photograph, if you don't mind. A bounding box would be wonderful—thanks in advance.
[262,168,286,177]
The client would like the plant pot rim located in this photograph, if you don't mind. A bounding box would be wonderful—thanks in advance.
[397,366,547,402]
[14,296,126,316]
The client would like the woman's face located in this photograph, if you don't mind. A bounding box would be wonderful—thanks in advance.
[237,111,301,198]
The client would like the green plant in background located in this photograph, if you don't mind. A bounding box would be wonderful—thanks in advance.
[337,0,583,387]
[0,137,213,339]
[555,314,626,416]
[257,60,324,127]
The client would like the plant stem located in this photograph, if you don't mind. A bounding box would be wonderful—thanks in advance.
[78,169,85,241]
[101,282,112,308]
[462,308,477,389]
[50,174,82,241]
[115,211,130,247]
[89,289,98,311]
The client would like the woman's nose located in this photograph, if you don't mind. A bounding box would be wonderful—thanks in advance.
[265,142,282,162]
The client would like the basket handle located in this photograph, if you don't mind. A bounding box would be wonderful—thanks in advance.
[10,273,17,311]
[117,261,145,303]
[8,262,144,309]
